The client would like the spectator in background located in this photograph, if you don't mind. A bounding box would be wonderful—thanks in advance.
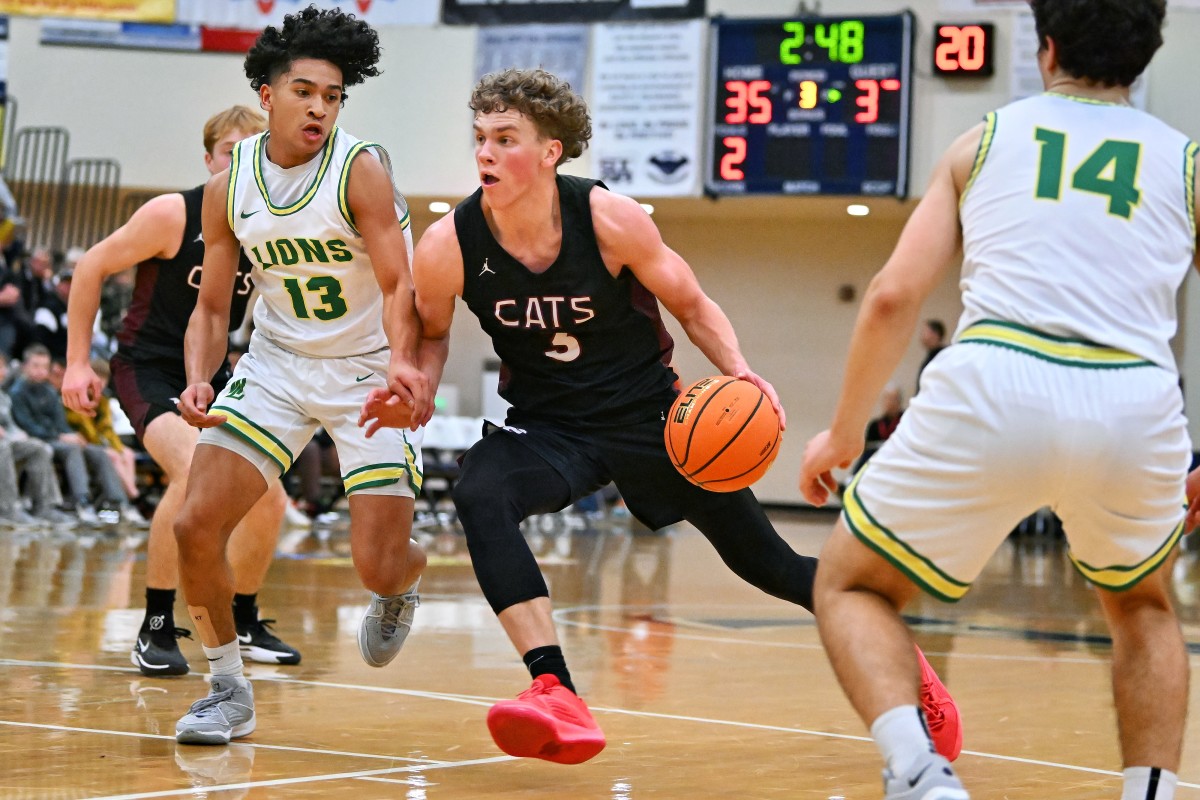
[31,267,70,361]
[52,357,147,526]
[916,318,947,391]
[850,384,905,477]
[17,246,56,318]
[0,262,23,358]
[0,174,26,267]
[0,354,72,526]
[10,344,129,524]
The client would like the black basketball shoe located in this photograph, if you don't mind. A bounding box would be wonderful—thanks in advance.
[131,615,192,677]
[236,617,302,665]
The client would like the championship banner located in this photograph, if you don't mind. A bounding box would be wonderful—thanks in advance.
[444,0,704,26]
[0,0,171,21]
[176,0,439,30]
[589,19,704,197]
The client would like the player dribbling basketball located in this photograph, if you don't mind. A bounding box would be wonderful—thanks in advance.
[360,67,961,769]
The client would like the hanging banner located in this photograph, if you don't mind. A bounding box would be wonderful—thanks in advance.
[444,0,703,26]
[0,0,171,21]
[589,19,704,197]
[176,0,439,30]
[475,24,589,97]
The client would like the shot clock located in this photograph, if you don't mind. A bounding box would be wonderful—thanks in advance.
[706,13,914,197]
[933,22,995,77]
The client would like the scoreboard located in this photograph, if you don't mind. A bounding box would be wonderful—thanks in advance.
[706,13,915,197]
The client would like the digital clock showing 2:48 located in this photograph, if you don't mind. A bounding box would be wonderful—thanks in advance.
[707,13,914,197]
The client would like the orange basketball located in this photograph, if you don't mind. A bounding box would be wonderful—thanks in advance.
[665,376,782,492]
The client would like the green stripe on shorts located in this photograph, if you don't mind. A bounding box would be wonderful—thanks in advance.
[841,472,971,603]
[1069,517,1185,591]
[959,320,1154,369]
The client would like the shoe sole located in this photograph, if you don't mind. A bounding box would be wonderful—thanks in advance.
[176,715,256,745]
[130,649,188,677]
[486,704,606,765]
[240,645,301,665]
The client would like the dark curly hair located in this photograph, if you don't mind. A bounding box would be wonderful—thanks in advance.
[470,68,592,166]
[244,5,381,102]
[1030,0,1165,87]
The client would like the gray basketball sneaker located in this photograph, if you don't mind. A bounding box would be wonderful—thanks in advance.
[358,580,420,667]
[175,675,256,745]
[884,752,970,800]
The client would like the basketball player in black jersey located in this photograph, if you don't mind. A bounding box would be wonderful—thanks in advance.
[62,106,301,677]
[360,68,960,767]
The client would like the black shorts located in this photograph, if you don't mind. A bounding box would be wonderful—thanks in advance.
[482,415,758,531]
[110,353,232,444]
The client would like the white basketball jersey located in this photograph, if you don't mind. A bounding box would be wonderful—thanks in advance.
[227,127,412,358]
[958,93,1198,370]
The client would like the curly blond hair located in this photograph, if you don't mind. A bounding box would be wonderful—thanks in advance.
[470,68,592,166]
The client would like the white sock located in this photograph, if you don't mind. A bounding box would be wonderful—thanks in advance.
[1122,767,1177,800]
[203,640,244,679]
[870,705,935,776]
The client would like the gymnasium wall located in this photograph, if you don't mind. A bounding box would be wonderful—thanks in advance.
[7,2,1200,503]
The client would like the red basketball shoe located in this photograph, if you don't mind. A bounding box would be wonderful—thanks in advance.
[916,645,962,761]
[487,675,606,764]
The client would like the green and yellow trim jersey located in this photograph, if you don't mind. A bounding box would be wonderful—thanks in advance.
[227,128,412,358]
[956,93,1196,372]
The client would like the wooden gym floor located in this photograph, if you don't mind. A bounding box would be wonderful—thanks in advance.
[0,510,1198,799]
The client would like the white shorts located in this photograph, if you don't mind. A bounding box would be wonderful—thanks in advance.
[844,324,1188,601]
[197,335,423,498]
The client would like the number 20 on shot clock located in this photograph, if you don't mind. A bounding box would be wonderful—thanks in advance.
[706,13,914,197]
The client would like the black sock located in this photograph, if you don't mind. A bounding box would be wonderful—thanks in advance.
[143,588,175,630]
[233,593,259,627]
[522,645,575,694]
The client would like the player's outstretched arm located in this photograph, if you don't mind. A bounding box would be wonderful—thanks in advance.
[179,172,238,428]
[591,187,787,428]
[798,125,979,506]
[63,193,186,415]
[358,212,463,437]
[349,152,429,429]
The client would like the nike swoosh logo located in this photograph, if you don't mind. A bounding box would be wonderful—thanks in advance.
[355,373,374,382]
[137,638,150,653]
[237,633,252,644]
[908,764,932,788]
[239,210,260,219]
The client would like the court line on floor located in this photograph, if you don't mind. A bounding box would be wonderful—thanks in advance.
[2,659,1197,791]
[0,718,444,763]
[550,604,1200,665]
[81,755,516,800]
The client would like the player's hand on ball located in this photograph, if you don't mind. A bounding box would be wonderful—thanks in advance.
[799,429,861,507]
[359,387,414,438]
[730,368,786,430]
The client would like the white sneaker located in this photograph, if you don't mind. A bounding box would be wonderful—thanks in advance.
[175,675,255,745]
[283,502,311,529]
[883,753,970,800]
[358,579,420,667]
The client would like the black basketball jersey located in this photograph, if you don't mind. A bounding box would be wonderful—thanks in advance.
[116,185,255,361]
[457,175,678,426]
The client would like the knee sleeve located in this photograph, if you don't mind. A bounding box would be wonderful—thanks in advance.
[452,435,572,614]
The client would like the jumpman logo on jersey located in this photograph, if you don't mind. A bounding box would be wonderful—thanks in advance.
[194,233,204,243]
[479,258,496,277]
